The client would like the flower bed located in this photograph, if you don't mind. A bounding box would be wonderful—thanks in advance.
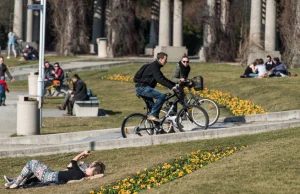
[90,146,247,194]
[101,74,265,116]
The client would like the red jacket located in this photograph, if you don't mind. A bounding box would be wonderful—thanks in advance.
[0,80,9,92]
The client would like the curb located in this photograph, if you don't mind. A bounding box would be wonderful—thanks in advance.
[1,119,300,158]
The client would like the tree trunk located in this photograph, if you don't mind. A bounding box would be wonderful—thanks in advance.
[49,0,89,56]
[107,0,141,57]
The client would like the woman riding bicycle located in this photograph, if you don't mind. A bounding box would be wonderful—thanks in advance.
[170,54,192,115]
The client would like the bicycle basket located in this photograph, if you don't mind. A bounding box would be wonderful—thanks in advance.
[191,76,204,91]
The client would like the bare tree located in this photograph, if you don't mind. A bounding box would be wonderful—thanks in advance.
[49,0,90,56]
[278,0,300,68]
[106,0,142,57]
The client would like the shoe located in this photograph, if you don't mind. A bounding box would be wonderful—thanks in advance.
[2,103,6,106]
[9,183,19,189]
[4,175,14,184]
[63,113,73,116]
[57,105,65,110]
[6,56,10,59]
[147,115,159,122]
[5,182,14,189]
[280,73,288,77]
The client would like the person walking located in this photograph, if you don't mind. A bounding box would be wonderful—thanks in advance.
[0,56,15,82]
[7,29,17,59]
[0,76,9,106]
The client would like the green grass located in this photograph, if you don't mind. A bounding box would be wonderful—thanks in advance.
[2,55,78,67]
[2,62,300,193]
[1,127,300,194]
[7,62,300,134]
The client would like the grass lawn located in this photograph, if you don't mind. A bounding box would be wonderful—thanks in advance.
[1,127,300,194]
[7,62,300,134]
[2,55,78,67]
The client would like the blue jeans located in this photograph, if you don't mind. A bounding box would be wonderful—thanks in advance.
[136,86,166,118]
[248,73,258,77]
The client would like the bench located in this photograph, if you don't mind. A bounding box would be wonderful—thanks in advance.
[73,96,100,117]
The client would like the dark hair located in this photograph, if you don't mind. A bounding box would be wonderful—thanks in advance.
[266,55,271,59]
[90,161,105,175]
[181,53,189,60]
[157,52,168,60]
[0,56,4,60]
[259,58,264,64]
[273,57,280,63]
[253,59,260,65]
[44,61,50,65]
[54,62,60,67]
[72,74,81,80]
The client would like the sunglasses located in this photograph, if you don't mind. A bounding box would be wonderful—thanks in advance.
[182,61,189,63]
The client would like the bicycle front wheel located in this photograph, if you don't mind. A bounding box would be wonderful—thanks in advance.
[195,98,220,126]
[176,105,209,132]
[121,113,154,138]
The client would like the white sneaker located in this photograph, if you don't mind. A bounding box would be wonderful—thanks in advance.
[4,175,14,184]
[280,73,288,77]
[6,56,10,59]
[9,183,19,189]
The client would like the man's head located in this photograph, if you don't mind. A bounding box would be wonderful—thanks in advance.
[181,53,189,67]
[0,56,4,64]
[157,52,168,66]
[259,58,264,64]
[266,55,272,62]
[72,74,80,83]
[85,161,106,176]
[273,57,280,64]
[44,61,50,68]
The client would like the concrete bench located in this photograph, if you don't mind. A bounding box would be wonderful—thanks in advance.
[73,96,100,117]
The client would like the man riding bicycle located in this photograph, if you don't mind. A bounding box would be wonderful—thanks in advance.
[135,52,176,122]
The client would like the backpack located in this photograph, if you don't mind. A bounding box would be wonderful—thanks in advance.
[133,63,149,83]
[191,76,204,91]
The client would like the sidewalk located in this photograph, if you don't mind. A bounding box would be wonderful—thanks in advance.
[1,109,300,158]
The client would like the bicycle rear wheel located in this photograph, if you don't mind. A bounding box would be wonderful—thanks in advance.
[176,105,209,132]
[194,98,220,126]
[121,113,154,138]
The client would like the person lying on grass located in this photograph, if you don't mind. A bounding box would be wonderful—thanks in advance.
[4,150,105,189]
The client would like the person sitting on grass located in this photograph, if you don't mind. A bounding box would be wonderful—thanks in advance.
[267,57,289,77]
[248,58,266,78]
[240,59,258,78]
[4,150,105,189]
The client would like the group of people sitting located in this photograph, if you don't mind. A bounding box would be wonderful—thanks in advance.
[240,55,292,78]
[44,61,64,95]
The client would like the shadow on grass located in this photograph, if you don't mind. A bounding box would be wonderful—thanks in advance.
[100,109,122,116]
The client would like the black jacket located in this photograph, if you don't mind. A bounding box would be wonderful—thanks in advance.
[0,64,13,79]
[44,65,55,80]
[137,60,175,89]
[265,61,275,71]
[72,79,89,102]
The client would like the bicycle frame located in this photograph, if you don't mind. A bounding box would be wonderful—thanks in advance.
[138,87,193,130]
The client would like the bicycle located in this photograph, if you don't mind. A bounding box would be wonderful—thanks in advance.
[185,88,220,126]
[121,85,209,138]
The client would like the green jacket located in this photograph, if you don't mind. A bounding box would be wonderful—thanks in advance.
[171,63,182,83]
